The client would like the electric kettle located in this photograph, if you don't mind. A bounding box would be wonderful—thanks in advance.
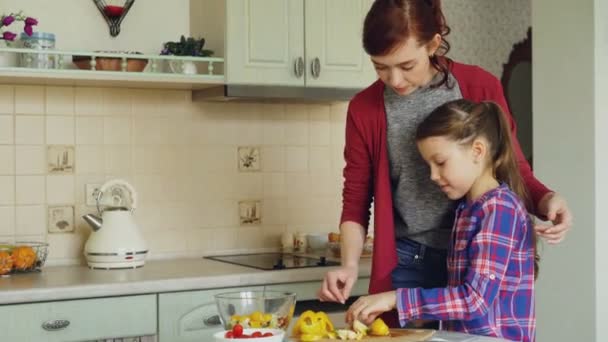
[82,179,148,269]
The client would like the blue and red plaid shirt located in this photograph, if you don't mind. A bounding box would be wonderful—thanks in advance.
[396,184,536,342]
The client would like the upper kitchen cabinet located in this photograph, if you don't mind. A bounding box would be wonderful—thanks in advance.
[219,0,376,88]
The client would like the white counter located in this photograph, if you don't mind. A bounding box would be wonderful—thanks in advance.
[0,257,372,304]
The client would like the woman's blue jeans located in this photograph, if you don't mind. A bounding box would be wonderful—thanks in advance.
[391,238,447,328]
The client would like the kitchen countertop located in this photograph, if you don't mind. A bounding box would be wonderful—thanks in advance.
[0,256,372,305]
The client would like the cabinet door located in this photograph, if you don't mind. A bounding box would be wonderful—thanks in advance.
[0,295,156,342]
[226,0,305,86]
[305,0,377,88]
[158,286,263,342]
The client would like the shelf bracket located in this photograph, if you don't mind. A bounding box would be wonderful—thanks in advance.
[93,0,135,37]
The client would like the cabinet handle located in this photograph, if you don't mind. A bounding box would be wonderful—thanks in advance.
[204,314,222,327]
[294,57,305,78]
[42,319,70,331]
[311,57,321,79]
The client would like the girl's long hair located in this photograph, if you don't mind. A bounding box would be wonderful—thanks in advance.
[363,0,452,88]
[415,99,539,278]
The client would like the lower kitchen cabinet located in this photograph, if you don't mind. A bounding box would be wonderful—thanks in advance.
[0,294,156,342]
[158,286,264,342]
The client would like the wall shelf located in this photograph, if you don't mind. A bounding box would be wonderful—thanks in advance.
[0,48,225,90]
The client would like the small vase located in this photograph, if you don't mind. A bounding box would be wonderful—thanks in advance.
[0,40,18,68]
[169,60,198,75]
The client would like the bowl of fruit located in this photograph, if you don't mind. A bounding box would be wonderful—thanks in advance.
[214,327,284,341]
[0,241,49,276]
[214,290,296,333]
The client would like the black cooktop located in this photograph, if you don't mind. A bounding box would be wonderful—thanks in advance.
[205,253,339,270]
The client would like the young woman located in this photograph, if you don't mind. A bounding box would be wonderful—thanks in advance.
[345,99,537,342]
[318,0,571,327]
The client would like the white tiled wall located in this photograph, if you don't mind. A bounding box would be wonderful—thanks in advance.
[0,85,349,264]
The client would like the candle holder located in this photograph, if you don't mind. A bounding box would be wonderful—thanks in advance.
[92,0,135,37]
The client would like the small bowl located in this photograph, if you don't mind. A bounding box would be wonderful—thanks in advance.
[214,291,296,332]
[214,328,284,341]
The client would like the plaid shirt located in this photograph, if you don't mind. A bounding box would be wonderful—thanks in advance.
[396,184,536,342]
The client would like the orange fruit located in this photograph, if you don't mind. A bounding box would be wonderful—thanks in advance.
[12,246,36,270]
[0,251,13,275]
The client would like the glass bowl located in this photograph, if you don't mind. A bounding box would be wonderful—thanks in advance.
[214,291,296,331]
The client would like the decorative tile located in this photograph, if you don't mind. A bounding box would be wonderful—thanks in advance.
[47,145,75,174]
[239,200,262,225]
[237,146,261,172]
[48,205,75,233]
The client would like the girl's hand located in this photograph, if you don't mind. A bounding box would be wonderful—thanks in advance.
[535,192,573,244]
[317,265,359,304]
[345,291,397,326]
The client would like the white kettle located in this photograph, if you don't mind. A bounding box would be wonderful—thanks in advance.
[82,179,148,269]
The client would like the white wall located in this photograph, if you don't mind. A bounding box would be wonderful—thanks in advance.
[595,0,608,340]
[0,0,190,53]
[533,0,597,341]
[444,0,530,77]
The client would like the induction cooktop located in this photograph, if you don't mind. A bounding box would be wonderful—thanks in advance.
[205,253,339,270]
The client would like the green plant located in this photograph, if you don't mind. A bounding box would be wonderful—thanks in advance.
[161,35,213,57]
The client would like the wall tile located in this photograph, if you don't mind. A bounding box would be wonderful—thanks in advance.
[15,116,44,145]
[15,146,46,175]
[104,146,131,175]
[15,86,45,115]
[284,105,308,146]
[309,146,331,172]
[260,104,285,146]
[102,88,132,115]
[16,175,45,205]
[0,206,15,236]
[261,146,284,172]
[46,116,75,145]
[15,205,46,236]
[0,85,14,114]
[0,146,15,175]
[104,117,131,145]
[76,117,104,144]
[75,146,104,175]
[47,175,75,205]
[285,146,308,172]
[308,105,331,146]
[75,88,103,116]
[263,173,286,198]
[0,115,14,144]
[0,176,15,205]
[46,86,75,115]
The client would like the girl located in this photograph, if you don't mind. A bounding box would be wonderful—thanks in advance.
[346,99,536,342]
[318,0,570,328]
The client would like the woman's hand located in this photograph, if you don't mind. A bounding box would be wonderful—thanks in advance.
[535,192,573,244]
[317,265,359,304]
[345,291,397,326]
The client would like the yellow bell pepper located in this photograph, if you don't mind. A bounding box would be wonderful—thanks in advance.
[369,318,390,336]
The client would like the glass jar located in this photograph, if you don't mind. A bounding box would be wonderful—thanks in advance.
[20,32,56,69]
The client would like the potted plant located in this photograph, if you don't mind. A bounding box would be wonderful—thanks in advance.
[0,11,38,67]
[161,35,214,75]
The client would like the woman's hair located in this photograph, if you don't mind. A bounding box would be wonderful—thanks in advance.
[415,99,539,278]
[363,0,452,88]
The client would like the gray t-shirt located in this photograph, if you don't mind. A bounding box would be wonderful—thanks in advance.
[384,72,463,249]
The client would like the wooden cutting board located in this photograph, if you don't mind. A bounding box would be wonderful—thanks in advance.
[290,329,435,341]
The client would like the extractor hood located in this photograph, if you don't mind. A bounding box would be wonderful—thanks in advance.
[192,84,362,103]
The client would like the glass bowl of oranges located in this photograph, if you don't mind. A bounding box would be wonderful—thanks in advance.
[0,241,49,276]
[214,291,296,332]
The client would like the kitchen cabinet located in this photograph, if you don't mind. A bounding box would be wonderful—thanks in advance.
[0,294,156,342]
[225,0,376,88]
[158,286,264,342]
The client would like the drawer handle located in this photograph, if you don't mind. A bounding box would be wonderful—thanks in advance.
[42,319,70,331]
[204,315,222,327]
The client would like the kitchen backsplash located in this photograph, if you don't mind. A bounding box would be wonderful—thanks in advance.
[0,85,351,264]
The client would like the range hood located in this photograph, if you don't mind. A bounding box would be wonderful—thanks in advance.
[192,84,362,103]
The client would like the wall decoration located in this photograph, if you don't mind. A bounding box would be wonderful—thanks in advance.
[48,206,75,233]
[239,200,261,225]
[47,145,75,174]
[238,146,261,172]
[93,0,135,37]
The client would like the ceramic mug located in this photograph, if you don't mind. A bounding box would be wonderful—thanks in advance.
[294,232,307,252]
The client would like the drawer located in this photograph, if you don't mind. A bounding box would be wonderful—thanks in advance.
[0,294,156,342]
[158,286,264,342]
[265,277,370,301]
